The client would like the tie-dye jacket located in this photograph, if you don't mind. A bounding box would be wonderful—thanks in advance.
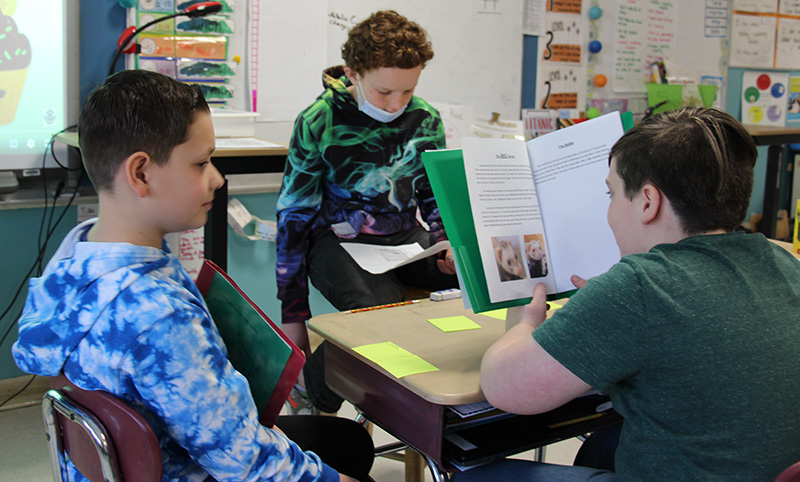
[12,219,337,482]
[276,66,447,325]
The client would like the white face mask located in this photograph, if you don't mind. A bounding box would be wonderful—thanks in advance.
[355,74,407,123]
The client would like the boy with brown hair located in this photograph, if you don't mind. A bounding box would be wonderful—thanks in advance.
[13,70,372,482]
[277,10,457,415]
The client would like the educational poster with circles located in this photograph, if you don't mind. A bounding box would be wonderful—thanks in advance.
[741,71,789,126]
[534,1,587,110]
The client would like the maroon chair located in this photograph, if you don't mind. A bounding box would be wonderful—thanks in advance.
[775,462,800,482]
[42,374,162,482]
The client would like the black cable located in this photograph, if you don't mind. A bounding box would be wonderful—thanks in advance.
[0,176,82,351]
[0,130,84,362]
[48,125,81,171]
[0,374,37,409]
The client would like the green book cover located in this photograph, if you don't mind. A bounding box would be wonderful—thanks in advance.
[196,260,305,428]
[424,112,631,313]
[423,149,532,313]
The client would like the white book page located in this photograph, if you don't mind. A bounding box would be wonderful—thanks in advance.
[461,138,556,303]
[527,112,623,293]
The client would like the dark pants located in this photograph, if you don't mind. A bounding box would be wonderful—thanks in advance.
[307,226,457,310]
[304,227,458,412]
[573,421,622,471]
[276,415,374,481]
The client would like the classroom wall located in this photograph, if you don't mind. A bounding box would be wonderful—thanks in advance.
[0,206,77,380]
[76,0,800,218]
[1,0,794,379]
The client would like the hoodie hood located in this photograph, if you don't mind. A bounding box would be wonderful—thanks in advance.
[12,219,190,376]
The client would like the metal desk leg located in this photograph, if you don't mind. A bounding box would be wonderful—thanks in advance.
[761,144,783,239]
[404,449,426,482]
[423,454,450,482]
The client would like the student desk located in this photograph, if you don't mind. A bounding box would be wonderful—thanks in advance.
[308,298,621,481]
[746,125,800,239]
[54,132,287,271]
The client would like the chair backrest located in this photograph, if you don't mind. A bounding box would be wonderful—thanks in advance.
[42,374,162,482]
[775,462,800,482]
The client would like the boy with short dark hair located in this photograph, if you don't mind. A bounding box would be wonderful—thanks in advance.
[456,107,800,481]
[13,70,371,482]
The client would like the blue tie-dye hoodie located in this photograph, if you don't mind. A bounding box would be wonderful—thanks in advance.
[12,219,338,482]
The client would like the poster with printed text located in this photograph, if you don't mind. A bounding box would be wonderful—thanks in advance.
[535,7,586,110]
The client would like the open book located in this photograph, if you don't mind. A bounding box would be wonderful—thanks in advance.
[423,111,629,312]
[196,260,305,427]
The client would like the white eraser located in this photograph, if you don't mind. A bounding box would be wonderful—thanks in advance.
[431,288,461,301]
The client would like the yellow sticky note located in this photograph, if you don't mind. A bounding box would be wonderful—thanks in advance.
[428,315,482,333]
[481,309,507,320]
[353,342,439,378]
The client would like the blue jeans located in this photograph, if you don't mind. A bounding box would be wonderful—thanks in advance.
[304,226,458,412]
[452,460,615,482]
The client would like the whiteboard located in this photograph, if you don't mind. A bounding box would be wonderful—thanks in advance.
[256,0,524,122]
[588,0,729,113]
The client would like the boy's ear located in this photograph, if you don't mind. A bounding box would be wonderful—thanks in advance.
[343,66,358,85]
[640,184,662,224]
[122,152,154,198]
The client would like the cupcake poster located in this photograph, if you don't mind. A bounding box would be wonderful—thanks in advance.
[741,71,789,127]
[0,0,31,125]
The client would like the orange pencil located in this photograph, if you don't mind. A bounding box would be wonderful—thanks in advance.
[346,299,421,314]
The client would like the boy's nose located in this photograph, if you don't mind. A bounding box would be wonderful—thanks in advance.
[210,163,225,189]
[387,98,404,113]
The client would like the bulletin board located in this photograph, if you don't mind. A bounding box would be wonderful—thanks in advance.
[586,0,730,116]
[254,0,523,122]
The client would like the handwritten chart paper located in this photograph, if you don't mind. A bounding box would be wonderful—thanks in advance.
[353,342,438,378]
[613,0,678,93]
[730,14,778,68]
[731,1,800,69]
[777,16,800,69]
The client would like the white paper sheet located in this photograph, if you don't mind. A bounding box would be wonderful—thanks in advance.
[341,241,450,275]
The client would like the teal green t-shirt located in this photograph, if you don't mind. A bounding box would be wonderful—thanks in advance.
[534,232,800,481]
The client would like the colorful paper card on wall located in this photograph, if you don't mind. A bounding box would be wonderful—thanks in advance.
[176,36,227,60]
[547,0,582,14]
[741,71,789,126]
[788,76,800,122]
[138,12,175,34]
[138,34,176,57]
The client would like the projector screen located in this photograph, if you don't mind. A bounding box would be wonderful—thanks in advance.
[0,0,78,176]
